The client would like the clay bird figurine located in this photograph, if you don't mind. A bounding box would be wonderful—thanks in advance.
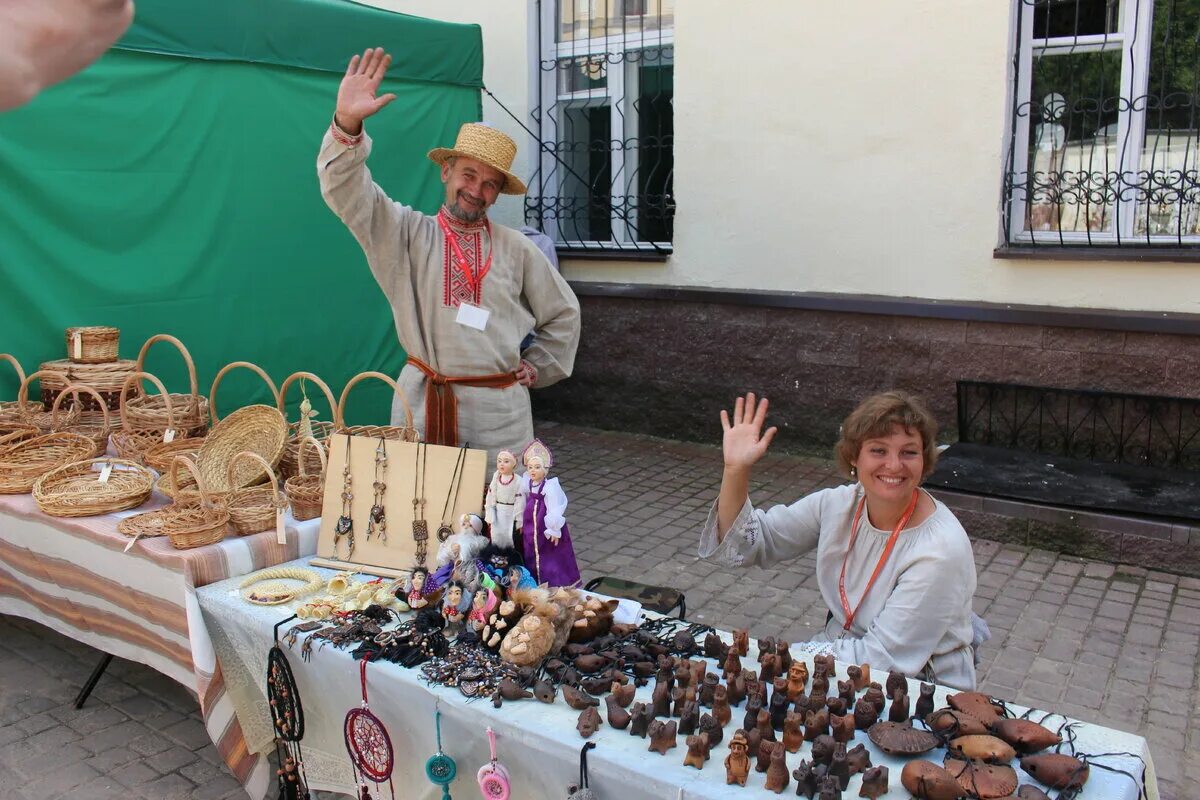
[576,706,602,738]
[563,683,600,710]
[604,694,631,729]
[647,719,678,755]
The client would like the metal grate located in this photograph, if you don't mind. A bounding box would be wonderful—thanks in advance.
[1002,0,1200,248]
[527,0,675,254]
[956,380,1200,470]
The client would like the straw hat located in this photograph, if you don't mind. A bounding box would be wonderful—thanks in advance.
[428,123,527,195]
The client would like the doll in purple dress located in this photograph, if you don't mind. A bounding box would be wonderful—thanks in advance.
[516,439,581,587]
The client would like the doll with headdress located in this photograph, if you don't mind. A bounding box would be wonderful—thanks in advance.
[427,513,487,593]
[439,580,472,635]
[403,566,441,609]
[484,449,521,549]
[516,439,581,587]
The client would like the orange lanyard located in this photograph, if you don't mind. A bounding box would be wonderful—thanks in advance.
[838,489,919,632]
[437,210,493,296]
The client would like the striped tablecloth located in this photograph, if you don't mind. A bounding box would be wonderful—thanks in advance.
[0,491,319,799]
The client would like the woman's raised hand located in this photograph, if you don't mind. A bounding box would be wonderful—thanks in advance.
[335,47,398,134]
[720,392,778,470]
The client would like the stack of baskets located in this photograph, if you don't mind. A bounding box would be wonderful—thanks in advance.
[38,327,140,426]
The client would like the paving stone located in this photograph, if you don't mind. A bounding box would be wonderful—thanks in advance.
[190,774,242,800]
[22,761,100,796]
[137,771,196,800]
[84,744,142,773]
[110,759,162,788]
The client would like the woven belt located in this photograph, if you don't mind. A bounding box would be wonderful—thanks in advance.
[405,355,517,447]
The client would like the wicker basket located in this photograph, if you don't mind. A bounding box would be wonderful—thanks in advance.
[225,451,286,536]
[49,385,111,457]
[123,334,208,437]
[0,426,39,455]
[0,432,98,494]
[335,371,419,441]
[111,371,193,464]
[159,456,230,549]
[285,435,326,521]
[158,404,287,500]
[18,369,78,432]
[143,437,203,474]
[34,457,153,517]
[0,353,41,424]
[37,358,140,418]
[66,326,120,364]
[277,371,336,481]
[209,361,279,425]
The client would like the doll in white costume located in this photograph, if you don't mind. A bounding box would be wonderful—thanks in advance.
[484,449,521,548]
[427,513,487,592]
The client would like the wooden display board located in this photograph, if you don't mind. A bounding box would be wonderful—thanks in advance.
[311,433,488,577]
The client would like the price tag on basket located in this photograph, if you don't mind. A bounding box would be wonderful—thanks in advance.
[163,428,176,443]
[276,508,287,545]
[98,463,113,484]
[72,332,82,358]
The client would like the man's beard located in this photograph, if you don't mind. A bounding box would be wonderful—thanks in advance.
[447,197,486,223]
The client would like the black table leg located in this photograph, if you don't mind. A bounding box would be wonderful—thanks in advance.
[74,653,113,709]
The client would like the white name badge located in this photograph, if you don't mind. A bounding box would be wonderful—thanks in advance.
[455,302,490,331]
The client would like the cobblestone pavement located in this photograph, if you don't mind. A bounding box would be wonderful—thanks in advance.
[1,422,1196,799]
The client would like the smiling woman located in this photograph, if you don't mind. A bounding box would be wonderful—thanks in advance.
[701,391,981,690]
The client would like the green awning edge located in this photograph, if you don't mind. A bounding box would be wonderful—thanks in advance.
[115,0,483,87]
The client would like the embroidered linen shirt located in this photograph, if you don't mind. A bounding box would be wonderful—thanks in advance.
[317,126,581,458]
[698,483,978,690]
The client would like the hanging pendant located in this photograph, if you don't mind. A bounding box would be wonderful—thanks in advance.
[368,438,388,543]
[435,523,453,543]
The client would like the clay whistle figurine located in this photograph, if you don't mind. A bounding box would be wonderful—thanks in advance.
[885,670,907,700]
[793,759,819,800]
[804,707,830,741]
[743,695,764,733]
[825,697,847,718]
[533,678,557,703]
[755,708,777,743]
[699,712,723,746]
[782,711,804,753]
[628,702,653,738]
[647,719,678,755]
[652,681,673,718]
[914,682,935,720]
[732,628,749,656]
[726,671,747,707]
[713,685,732,728]
[703,631,728,660]
[764,742,790,794]
[678,701,699,735]
[605,694,631,729]
[759,653,781,684]
[888,689,910,723]
[862,685,886,715]
[776,640,793,673]
[576,706,602,738]
[673,660,692,689]
[700,672,719,707]
[787,662,810,700]
[837,679,856,708]
[830,712,856,743]
[497,677,532,702]
[755,736,775,773]
[847,663,870,691]
[810,734,836,766]
[683,732,710,769]
[725,729,751,786]
[899,760,962,800]
[845,742,872,776]
[610,681,636,707]
[813,653,836,678]
[817,774,843,800]
[563,684,599,710]
[722,649,743,681]
[810,674,830,700]
[858,765,889,799]
[769,687,791,730]
[829,743,850,791]
[671,686,686,718]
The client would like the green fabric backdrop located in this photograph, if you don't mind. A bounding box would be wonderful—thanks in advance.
[0,0,482,423]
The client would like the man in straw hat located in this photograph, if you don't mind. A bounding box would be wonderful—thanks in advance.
[318,48,580,459]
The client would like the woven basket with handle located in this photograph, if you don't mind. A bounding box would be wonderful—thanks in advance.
[226,451,286,536]
[209,360,279,426]
[285,435,326,521]
[335,371,419,442]
[0,432,98,494]
[18,369,78,432]
[277,371,336,481]
[111,371,192,463]
[156,403,287,501]
[37,358,139,419]
[34,457,154,517]
[0,353,41,424]
[122,456,228,549]
[123,334,209,437]
[49,385,111,457]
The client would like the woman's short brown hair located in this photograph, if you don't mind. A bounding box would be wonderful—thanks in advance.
[834,391,940,479]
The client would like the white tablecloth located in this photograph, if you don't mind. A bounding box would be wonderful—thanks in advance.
[197,559,1158,800]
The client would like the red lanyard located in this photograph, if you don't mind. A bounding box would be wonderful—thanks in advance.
[838,489,919,632]
[437,210,493,296]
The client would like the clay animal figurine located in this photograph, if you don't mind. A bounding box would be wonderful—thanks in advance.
[888,689,910,723]
[900,760,962,800]
[759,652,782,684]
[830,712,856,743]
[610,680,636,707]
[496,677,533,702]
[858,765,888,799]
[700,673,719,707]
[817,774,843,800]
[813,653,836,678]
[810,674,830,699]
[652,681,673,718]
[793,692,811,716]
[699,713,723,746]
[756,708,777,743]
[854,697,880,730]
[576,706,602,738]
[723,649,743,681]
[847,663,869,691]
[563,684,599,711]
[915,682,936,720]
[732,628,749,656]
[769,687,791,730]
[605,694,631,729]
[647,719,678,755]
[533,677,557,703]
[703,631,728,660]
[804,707,830,741]
[683,733,710,769]
[671,686,686,717]
[727,671,747,707]
[793,760,819,800]
[764,742,790,793]
[837,679,856,708]
[755,737,775,774]
[725,729,751,786]
[776,640,793,673]
[673,659,692,689]
[845,743,872,775]
[690,659,706,688]
[743,695,764,733]
[862,685,886,715]
[826,697,847,717]
[786,661,809,700]
[628,702,653,738]
[885,670,907,699]
[782,711,804,753]
[829,742,850,790]
[810,734,836,766]
[713,685,732,728]
[679,701,699,735]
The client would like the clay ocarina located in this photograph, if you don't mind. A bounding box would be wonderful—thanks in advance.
[647,719,678,755]
[576,706,602,738]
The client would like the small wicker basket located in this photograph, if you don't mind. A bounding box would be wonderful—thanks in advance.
[0,353,41,424]
[111,371,192,464]
[34,457,154,517]
[18,369,78,432]
[225,451,286,536]
[65,326,120,364]
[49,384,111,457]
[150,456,228,550]
[335,371,419,442]
[277,371,336,481]
[123,334,209,437]
[143,437,203,474]
[157,404,287,501]
[0,432,98,494]
[0,426,39,454]
[37,358,140,418]
[285,435,326,521]
[208,360,279,426]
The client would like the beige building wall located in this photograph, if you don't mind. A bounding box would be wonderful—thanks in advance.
[361,1,1200,315]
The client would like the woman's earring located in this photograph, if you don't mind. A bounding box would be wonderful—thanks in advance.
[850,466,857,478]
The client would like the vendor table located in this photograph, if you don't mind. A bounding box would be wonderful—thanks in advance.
[198,558,1159,800]
[0,493,320,799]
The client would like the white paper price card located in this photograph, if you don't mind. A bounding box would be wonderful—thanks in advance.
[72,332,82,358]
[98,463,113,484]
[163,428,176,443]
[455,302,490,331]
[276,508,287,545]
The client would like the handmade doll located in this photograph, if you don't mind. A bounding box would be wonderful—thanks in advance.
[404,567,435,609]
[516,439,581,587]
[466,586,499,634]
[484,449,521,548]
[477,543,525,591]
[440,580,471,634]
[428,513,488,592]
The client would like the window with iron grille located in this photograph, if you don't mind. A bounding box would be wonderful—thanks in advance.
[1002,0,1200,248]
[527,0,674,255]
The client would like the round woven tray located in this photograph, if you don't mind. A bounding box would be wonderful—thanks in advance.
[0,353,41,424]
[335,371,419,442]
[0,432,98,494]
[111,371,194,464]
[38,358,140,412]
[157,404,287,500]
[226,451,286,536]
[66,326,120,364]
[209,361,279,426]
[285,435,326,521]
[48,384,111,457]
[123,334,208,437]
[18,369,79,432]
[34,458,153,517]
[278,371,337,481]
[143,437,203,474]
[123,456,228,550]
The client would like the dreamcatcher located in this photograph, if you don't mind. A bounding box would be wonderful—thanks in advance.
[343,659,396,799]
[267,616,310,800]
[475,726,510,799]
[425,710,458,799]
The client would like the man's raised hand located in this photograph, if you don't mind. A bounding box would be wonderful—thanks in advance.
[335,48,397,135]
[720,392,777,471]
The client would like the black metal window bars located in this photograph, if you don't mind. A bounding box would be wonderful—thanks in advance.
[527,0,675,255]
[1002,0,1200,249]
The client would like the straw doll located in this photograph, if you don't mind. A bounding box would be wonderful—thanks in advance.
[516,439,581,587]
[484,449,521,548]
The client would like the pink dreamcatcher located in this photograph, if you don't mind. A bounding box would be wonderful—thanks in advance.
[344,659,395,799]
